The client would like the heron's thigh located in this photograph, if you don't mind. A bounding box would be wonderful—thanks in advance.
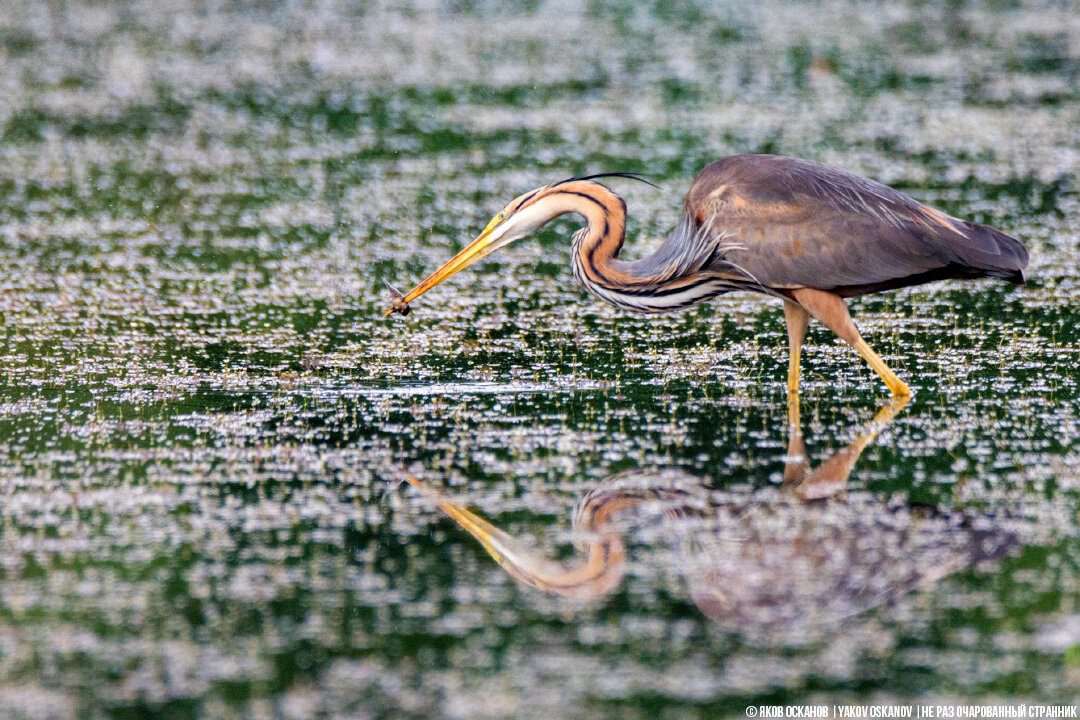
[782,301,810,348]
[788,288,861,346]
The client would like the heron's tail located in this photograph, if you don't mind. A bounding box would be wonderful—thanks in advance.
[955,221,1029,285]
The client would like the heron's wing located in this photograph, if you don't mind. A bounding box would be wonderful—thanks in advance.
[687,155,1027,295]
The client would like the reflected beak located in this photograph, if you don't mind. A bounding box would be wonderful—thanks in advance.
[382,213,506,317]
[401,477,515,568]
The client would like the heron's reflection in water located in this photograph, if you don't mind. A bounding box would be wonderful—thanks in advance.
[405,397,1017,630]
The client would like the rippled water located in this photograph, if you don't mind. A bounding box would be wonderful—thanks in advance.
[0,1,1078,718]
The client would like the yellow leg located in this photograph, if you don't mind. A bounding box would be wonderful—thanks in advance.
[852,338,911,398]
[783,302,810,428]
[788,288,911,399]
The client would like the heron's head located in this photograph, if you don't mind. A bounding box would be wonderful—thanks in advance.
[381,184,562,316]
[382,173,653,316]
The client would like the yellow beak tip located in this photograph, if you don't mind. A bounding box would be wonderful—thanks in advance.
[380,216,503,320]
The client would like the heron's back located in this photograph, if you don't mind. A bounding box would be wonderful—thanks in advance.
[687,154,1028,297]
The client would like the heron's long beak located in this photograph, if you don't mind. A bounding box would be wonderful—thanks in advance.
[382,213,506,317]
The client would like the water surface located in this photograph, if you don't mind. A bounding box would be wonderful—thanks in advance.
[0,2,1078,718]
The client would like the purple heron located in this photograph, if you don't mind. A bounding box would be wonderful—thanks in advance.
[384,155,1028,414]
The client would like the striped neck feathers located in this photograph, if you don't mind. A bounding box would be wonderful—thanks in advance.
[542,182,739,313]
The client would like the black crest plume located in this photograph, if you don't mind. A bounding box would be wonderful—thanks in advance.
[559,172,660,189]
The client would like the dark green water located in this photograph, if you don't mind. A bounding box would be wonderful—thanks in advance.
[0,2,1078,718]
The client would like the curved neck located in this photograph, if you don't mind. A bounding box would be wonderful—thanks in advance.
[546,181,741,313]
